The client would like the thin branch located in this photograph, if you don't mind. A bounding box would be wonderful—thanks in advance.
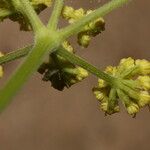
[56,47,116,85]
[59,0,130,40]
[0,45,32,65]
[47,0,64,30]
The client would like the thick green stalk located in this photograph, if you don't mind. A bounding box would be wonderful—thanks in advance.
[47,0,64,30]
[59,0,130,39]
[0,29,60,112]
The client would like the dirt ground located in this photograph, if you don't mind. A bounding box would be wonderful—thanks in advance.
[0,0,150,150]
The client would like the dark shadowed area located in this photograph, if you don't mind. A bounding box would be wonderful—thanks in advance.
[0,0,150,150]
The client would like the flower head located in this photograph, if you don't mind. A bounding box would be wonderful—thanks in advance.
[38,41,88,91]
[62,6,105,48]
[93,57,150,116]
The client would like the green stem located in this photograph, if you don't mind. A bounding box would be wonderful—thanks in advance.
[59,0,130,39]
[56,47,116,85]
[47,0,64,30]
[12,0,44,32]
[0,30,59,112]
[0,45,32,65]
[0,45,115,84]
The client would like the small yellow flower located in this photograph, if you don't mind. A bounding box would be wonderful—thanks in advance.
[62,6,74,20]
[98,79,107,88]
[137,76,150,90]
[100,99,108,112]
[119,57,135,68]
[62,6,85,23]
[93,89,106,101]
[135,59,150,75]
[126,102,139,115]
[75,67,89,81]
[73,8,85,23]
[117,57,135,74]
[105,66,117,76]
[62,41,74,53]
[78,34,91,48]
[138,91,150,107]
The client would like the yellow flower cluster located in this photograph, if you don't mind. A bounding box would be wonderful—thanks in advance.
[93,57,150,116]
[62,6,105,48]
[38,41,88,90]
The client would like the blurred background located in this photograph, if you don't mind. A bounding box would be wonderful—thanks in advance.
[0,0,150,150]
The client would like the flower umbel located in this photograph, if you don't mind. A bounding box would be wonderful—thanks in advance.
[93,57,150,116]
[62,6,105,48]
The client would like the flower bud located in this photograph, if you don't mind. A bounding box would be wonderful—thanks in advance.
[78,34,91,48]
[100,100,108,112]
[138,91,150,107]
[126,102,139,115]
[93,88,105,101]
[98,79,107,88]
[117,57,135,74]
[135,59,150,75]
[73,8,85,21]
[62,6,85,23]
[137,76,150,90]
[62,41,74,53]
[105,66,117,76]
[75,67,89,81]
[62,6,74,20]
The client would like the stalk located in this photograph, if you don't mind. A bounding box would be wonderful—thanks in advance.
[0,29,60,112]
